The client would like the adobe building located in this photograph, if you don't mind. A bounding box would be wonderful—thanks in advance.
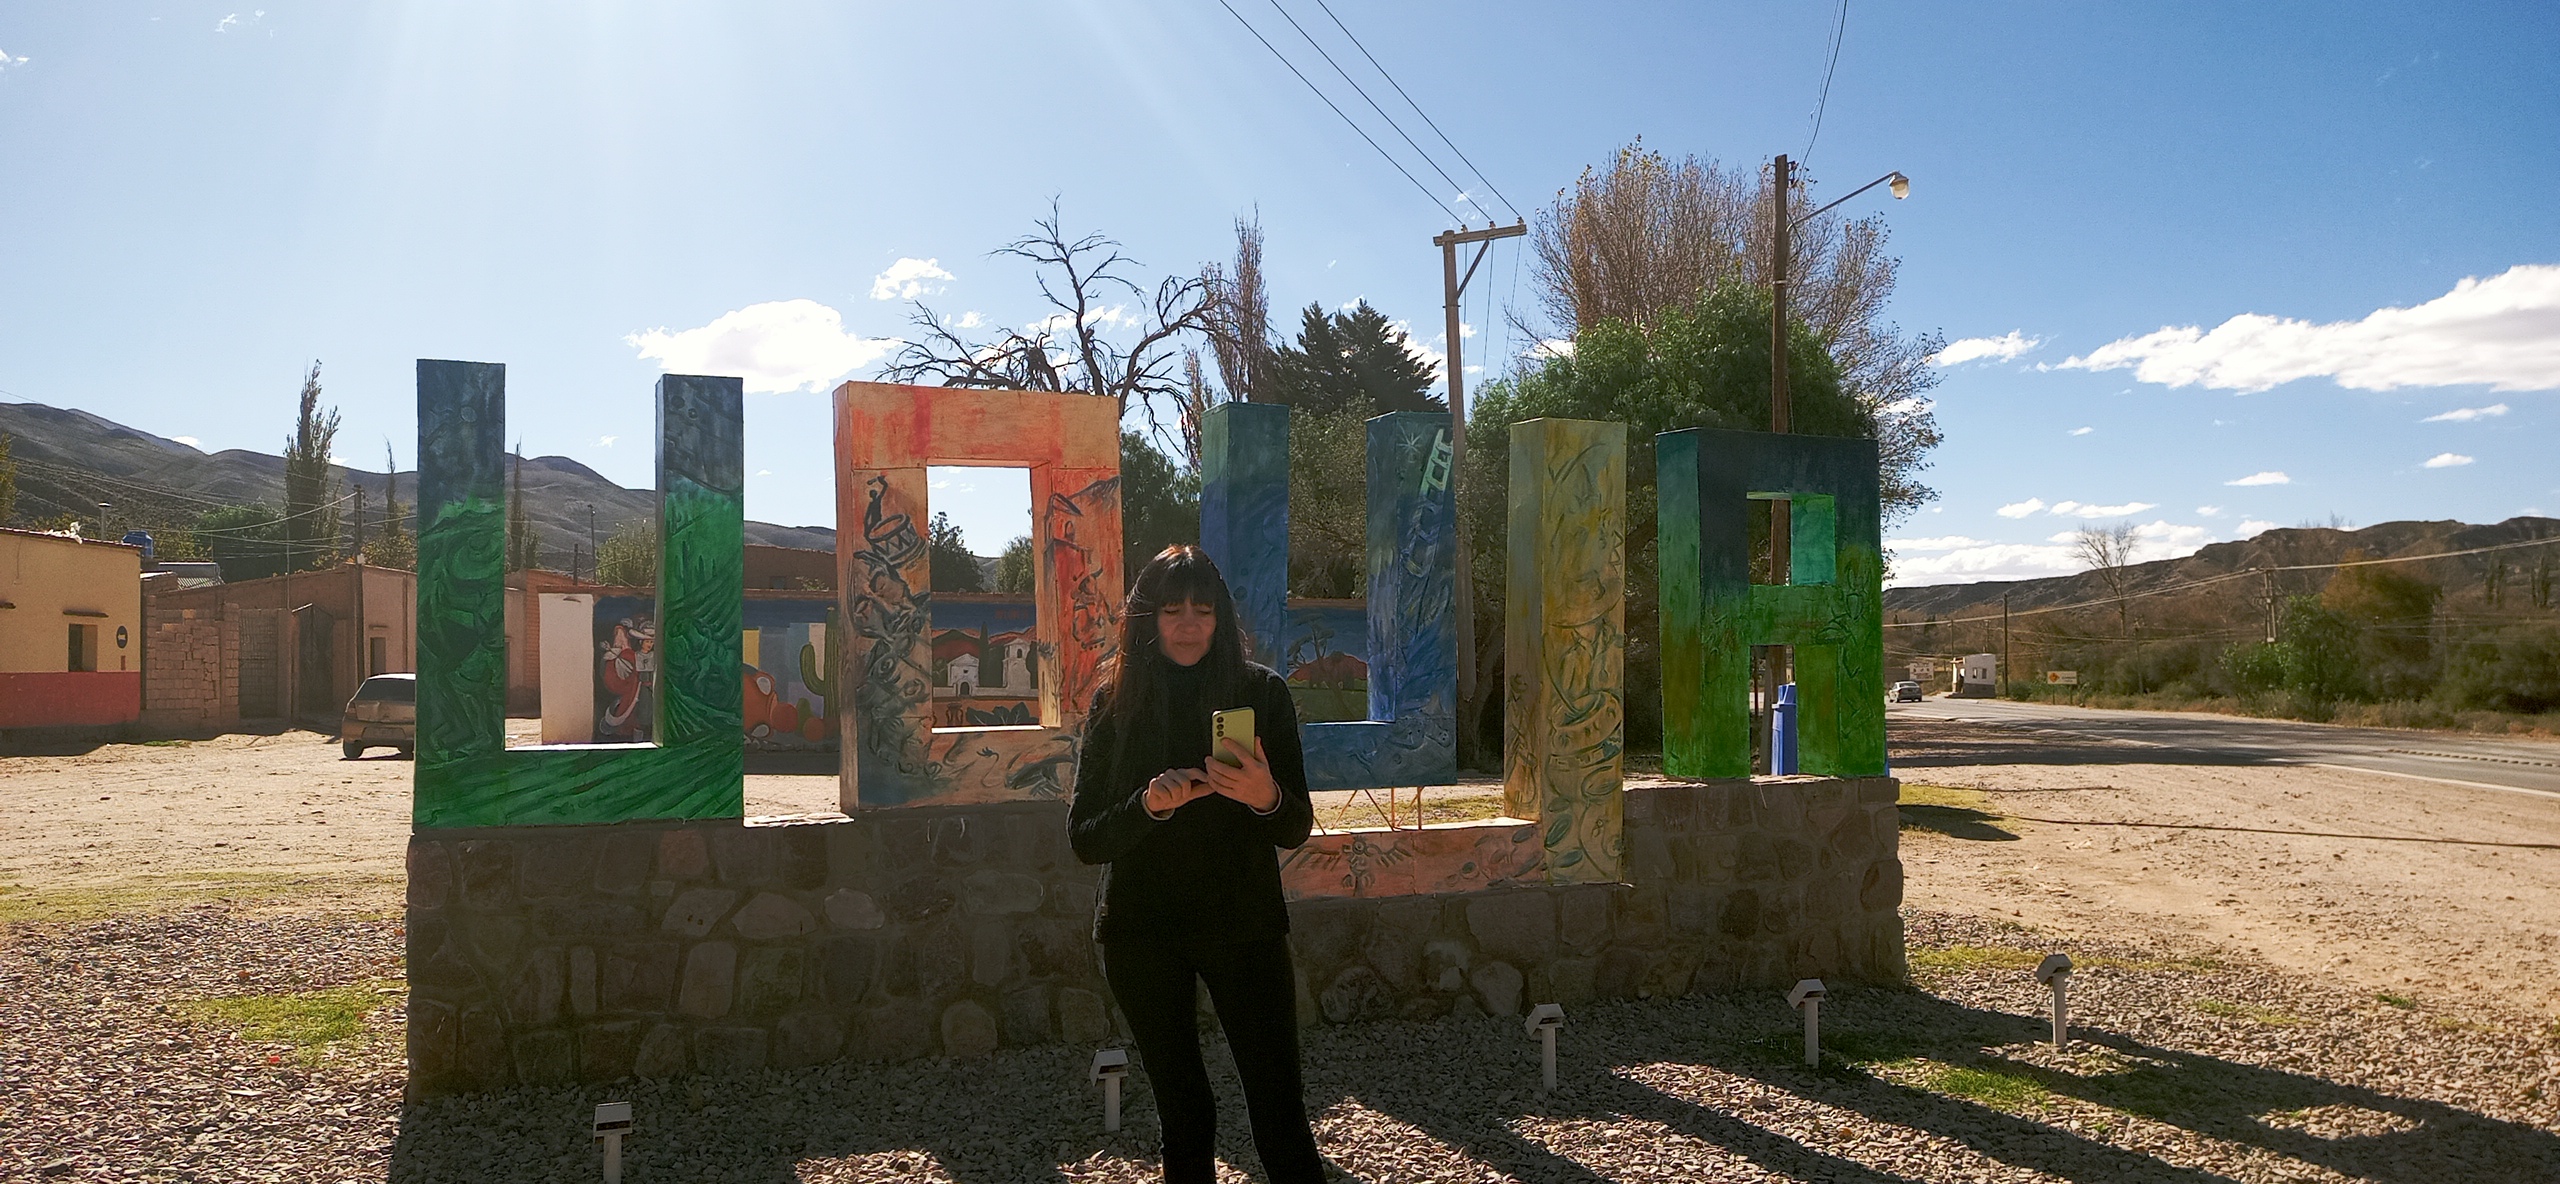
[142,562,423,733]
[0,528,145,732]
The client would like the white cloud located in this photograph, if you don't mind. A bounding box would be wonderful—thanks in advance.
[2196,505,2223,517]
[2225,471,2290,486]
[2068,426,2094,436]
[173,435,202,449]
[2059,264,2560,393]
[1886,535,1989,553]
[868,257,954,302]
[2047,500,2156,518]
[1534,338,1575,359]
[215,13,238,31]
[951,310,985,330]
[2422,452,2474,468]
[1889,543,2085,585]
[597,435,617,448]
[756,469,771,477]
[2236,519,2279,537]
[1931,331,2043,366]
[2421,403,2508,422]
[1995,498,2045,518]
[0,46,28,71]
[626,299,898,394]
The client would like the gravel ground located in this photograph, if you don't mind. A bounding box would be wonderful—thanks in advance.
[8,907,2556,1183]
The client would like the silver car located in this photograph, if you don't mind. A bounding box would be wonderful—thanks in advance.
[341,673,416,759]
[1891,680,1924,702]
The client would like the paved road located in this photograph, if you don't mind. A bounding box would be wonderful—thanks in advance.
[1890,696,2560,799]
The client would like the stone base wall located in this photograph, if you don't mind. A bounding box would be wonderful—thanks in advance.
[404,776,1901,1093]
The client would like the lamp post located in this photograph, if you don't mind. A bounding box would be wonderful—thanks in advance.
[1766,157,1907,769]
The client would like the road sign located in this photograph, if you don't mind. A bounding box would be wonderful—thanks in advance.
[2045,670,2079,685]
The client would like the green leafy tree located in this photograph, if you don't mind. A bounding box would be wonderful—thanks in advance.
[362,441,415,570]
[1286,407,1369,597]
[2436,624,2560,714]
[995,535,1035,594]
[282,360,343,569]
[2273,595,2364,711]
[1118,431,1199,587]
[0,431,17,525]
[594,521,657,587]
[1267,301,1443,416]
[929,511,986,592]
[2321,554,2439,699]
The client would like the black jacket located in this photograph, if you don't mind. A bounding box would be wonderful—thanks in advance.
[1068,658,1315,944]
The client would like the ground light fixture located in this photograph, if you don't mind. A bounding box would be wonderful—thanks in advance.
[592,1101,633,1184]
[2037,953,2075,1047]
[1090,1048,1130,1132]
[1788,979,1828,1067]
[1524,1003,1566,1090]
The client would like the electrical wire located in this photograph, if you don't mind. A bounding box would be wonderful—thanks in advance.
[1214,0,1463,224]
[1308,0,1522,223]
[1802,0,1849,166]
[1262,0,1477,220]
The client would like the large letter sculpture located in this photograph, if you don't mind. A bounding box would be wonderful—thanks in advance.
[1503,419,1626,882]
[1657,428,1886,779]
[1197,404,1456,790]
[414,361,745,828]
[834,381,1122,808]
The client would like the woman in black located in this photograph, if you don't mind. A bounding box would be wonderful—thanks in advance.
[1069,545,1324,1184]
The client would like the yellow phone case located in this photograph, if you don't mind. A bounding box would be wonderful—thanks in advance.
[1210,707,1255,766]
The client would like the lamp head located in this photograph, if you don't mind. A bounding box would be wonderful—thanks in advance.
[1889,172,1911,200]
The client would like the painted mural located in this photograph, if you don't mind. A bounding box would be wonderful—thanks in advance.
[1657,427,1887,781]
[1279,822,1546,900]
[834,381,1123,809]
[414,364,745,829]
[1503,419,1628,883]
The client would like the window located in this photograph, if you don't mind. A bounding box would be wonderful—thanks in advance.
[67,623,97,672]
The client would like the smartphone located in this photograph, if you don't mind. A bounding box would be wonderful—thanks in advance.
[1210,707,1256,766]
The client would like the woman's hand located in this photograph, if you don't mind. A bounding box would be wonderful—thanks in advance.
[1143,768,1212,818]
[1202,737,1281,813]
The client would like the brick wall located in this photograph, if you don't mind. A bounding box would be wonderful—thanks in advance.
[142,603,228,732]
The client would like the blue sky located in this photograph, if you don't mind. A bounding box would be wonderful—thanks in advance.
[2,2,2553,584]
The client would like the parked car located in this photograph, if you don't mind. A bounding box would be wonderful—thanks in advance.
[342,673,416,759]
[1891,680,1924,702]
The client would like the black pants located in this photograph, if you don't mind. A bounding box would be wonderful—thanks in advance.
[1101,934,1324,1184]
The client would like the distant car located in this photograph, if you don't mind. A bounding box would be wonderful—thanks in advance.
[1891,681,1924,702]
[342,673,416,759]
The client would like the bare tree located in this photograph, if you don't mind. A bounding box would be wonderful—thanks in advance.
[1201,212,1275,403]
[1523,139,1945,520]
[884,201,1214,447]
[2074,521,2142,638]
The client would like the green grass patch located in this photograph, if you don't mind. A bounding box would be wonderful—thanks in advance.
[2377,992,2418,1010]
[1899,784,1991,810]
[0,871,396,924]
[1908,945,2044,978]
[2194,998,2304,1026]
[1919,1061,2054,1112]
[1896,785,2018,841]
[180,979,403,1066]
[138,738,193,747]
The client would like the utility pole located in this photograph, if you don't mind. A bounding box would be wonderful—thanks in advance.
[2001,591,2012,698]
[1766,154,1796,771]
[1433,218,1525,769]
[352,485,366,560]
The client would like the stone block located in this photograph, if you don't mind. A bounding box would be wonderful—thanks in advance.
[1465,893,1556,966]
[578,1020,643,1082]
[1614,886,1668,947]
[820,935,879,1005]
[1667,885,1715,935]
[731,892,817,941]
[1015,917,1092,979]
[1754,784,1805,833]
[1547,956,1597,1006]
[533,900,644,939]
[464,916,527,974]
[1761,885,1806,937]
[1698,834,1741,883]
[1558,887,1610,953]
[774,1011,845,1069]
[941,1000,999,1057]
[509,948,565,1026]
[413,934,481,991]
[512,1028,575,1086]
[678,942,737,1019]
[458,1007,510,1090]
[1360,918,1423,992]
[1423,940,1471,993]
[1717,889,1761,939]
[1470,960,1524,1018]
[1641,946,1703,998]
[779,826,828,889]
[1045,879,1097,921]
[1808,872,1858,923]
[408,997,458,1086]
[600,943,679,1012]
[1871,805,1901,855]
[658,829,711,880]
[876,817,932,874]
[456,841,518,911]
[931,816,988,866]
[999,813,1052,869]
[1319,965,1396,1024]
[693,1027,769,1075]
[596,832,656,896]
[1399,996,1448,1022]
[1596,947,1648,999]
[858,999,935,1062]
[662,888,739,938]
[1288,900,1368,975]
[962,870,1046,916]
[1774,838,1816,882]
[1706,783,1754,831]
[884,873,956,924]
[568,948,597,1017]
[914,921,970,1002]
[1859,859,1904,912]
[1737,842,1781,884]
[1056,987,1110,1043]
[709,827,781,888]
[519,838,599,898]
[824,889,884,930]
[824,825,874,885]
[738,947,805,1018]
[971,921,1014,987]
[1000,984,1051,1045]
[1627,826,1673,883]
[407,842,453,909]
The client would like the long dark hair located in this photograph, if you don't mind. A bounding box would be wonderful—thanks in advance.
[1098,544,1248,725]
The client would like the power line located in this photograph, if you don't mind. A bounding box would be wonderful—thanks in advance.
[1262,0,1478,220]
[1307,0,1522,223]
[1214,0,1463,223]
[1802,0,1849,165]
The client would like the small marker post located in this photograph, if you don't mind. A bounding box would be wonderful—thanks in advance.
[1788,979,1827,1068]
[1524,1003,1565,1091]
[1090,1049,1130,1132]
[2036,954,2074,1047]
[593,1101,633,1184]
